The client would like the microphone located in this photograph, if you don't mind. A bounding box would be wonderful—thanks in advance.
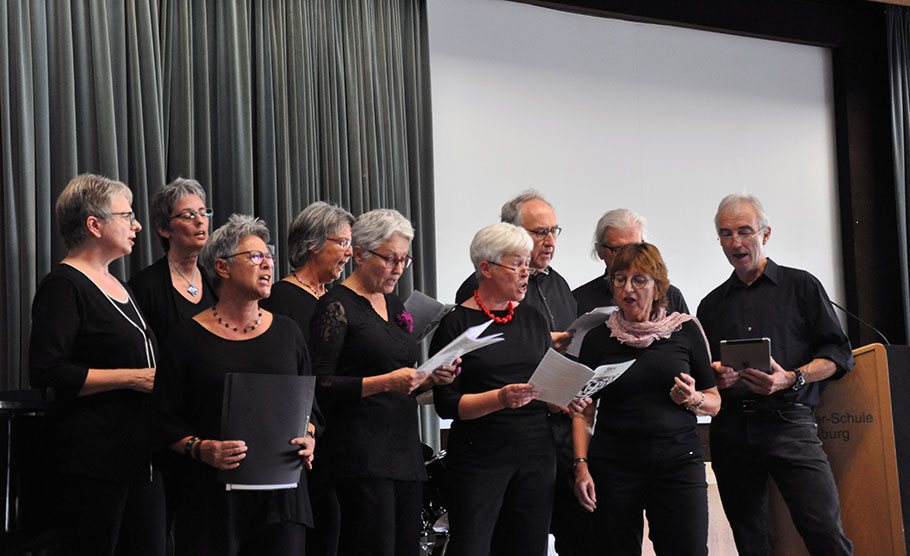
[830,300,891,346]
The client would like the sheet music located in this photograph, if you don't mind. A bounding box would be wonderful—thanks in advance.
[528,348,635,407]
[404,290,456,342]
[565,306,618,357]
[418,319,504,374]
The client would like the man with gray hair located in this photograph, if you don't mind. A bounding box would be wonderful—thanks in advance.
[455,190,576,348]
[696,193,854,556]
[573,208,688,315]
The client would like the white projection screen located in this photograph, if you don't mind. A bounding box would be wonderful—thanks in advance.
[427,0,845,315]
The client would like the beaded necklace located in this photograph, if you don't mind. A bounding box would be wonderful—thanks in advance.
[212,305,262,333]
[473,290,514,324]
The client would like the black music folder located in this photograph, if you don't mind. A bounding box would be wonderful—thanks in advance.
[218,373,316,490]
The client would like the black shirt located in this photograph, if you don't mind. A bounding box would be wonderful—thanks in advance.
[573,270,689,317]
[696,258,853,407]
[431,304,553,444]
[30,263,158,480]
[129,256,215,347]
[309,285,425,481]
[579,319,714,460]
[454,267,577,332]
[153,315,313,529]
[260,280,319,336]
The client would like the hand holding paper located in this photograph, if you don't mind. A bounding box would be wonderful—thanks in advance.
[528,348,635,407]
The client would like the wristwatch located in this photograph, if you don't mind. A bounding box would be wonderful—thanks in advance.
[791,368,806,391]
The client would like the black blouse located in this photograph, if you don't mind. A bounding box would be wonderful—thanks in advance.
[430,303,553,445]
[129,256,215,347]
[153,315,313,526]
[29,263,158,481]
[309,284,424,481]
[260,280,319,337]
[579,319,715,460]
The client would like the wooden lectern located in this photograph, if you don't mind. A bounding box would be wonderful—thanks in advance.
[770,344,910,556]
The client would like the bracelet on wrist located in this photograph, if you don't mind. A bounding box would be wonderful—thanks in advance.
[193,439,203,460]
[184,436,199,459]
[305,429,316,439]
[573,457,588,468]
[685,392,706,413]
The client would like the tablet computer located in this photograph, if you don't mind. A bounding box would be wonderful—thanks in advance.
[720,338,771,374]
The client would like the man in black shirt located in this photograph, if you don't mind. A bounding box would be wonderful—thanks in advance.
[454,190,576,349]
[696,194,853,556]
[573,208,688,316]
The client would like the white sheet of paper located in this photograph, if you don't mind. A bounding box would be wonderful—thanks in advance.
[565,306,618,358]
[404,290,456,342]
[528,348,635,407]
[418,319,504,374]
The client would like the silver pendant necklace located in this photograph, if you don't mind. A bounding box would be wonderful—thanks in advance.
[168,259,199,296]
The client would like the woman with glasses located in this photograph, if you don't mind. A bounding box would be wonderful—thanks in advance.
[129,177,216,347]
[260,201,354,556]
[572,243,720,556]
[309,208,458,556]
[430,222,586,556]
[154,214,316,556]
[29,174,164,555]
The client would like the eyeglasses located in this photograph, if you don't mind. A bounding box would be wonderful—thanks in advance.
[110,211,136,226]
[326,237,351,249]
[599,242,620,255]
[524,226,562,240]
[718,227,764,245]
[222,250,274,265]
[368,250,413,269]
[486,259,538,276]
[171,208,214,220]
[612,274,653,290]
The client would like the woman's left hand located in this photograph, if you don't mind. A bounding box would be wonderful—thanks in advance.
[290,433,316,470]
[424,357,462,388]
[670,372,698,406]
[565,397,593,416]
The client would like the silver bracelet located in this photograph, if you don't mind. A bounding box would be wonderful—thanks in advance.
[685,392,705,413]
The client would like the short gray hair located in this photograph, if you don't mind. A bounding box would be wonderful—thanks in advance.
[199,214,271,292]
[150,177,207,251]
[55,174,132,250]
[352,209,414,256]
[714,194,770,231]
[470,222,534,280]
[593,209,648,257]
[287,202,355,268]
[500,189,551,226]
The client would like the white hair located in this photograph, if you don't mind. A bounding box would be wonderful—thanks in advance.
[714,194,770,231]
[469,222,534,279]
[352,208,414,256]
[592,208,648,258]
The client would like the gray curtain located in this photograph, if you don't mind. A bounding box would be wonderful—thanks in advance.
[0,1,437,399]
[887,5,910,345]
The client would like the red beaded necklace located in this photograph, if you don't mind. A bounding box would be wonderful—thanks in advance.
[474,290,514,324]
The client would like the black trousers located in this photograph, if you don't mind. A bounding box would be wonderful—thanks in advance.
[549,414,596,556]
[710,404,853,556]
[589,452,708,556]
[443,434,556,556]
[334,477,422,556]
[59,470,166,556]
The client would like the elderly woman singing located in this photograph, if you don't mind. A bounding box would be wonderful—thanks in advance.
[573,243,720,556]
[309,208,457,556]
[29,174,164,556]
[154,214,315,556]
[430,222,585,556]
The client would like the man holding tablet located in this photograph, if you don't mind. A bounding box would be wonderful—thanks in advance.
[697,194,854,556]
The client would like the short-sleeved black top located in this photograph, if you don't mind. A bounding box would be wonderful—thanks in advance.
[578,319,715,460]
[29,263,159,481]
[260,280,319,337]
[696,258,854,407]
[430,304,553,445]
[309,284,424,481]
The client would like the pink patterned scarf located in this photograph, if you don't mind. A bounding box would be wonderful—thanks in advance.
[607,307,696,348]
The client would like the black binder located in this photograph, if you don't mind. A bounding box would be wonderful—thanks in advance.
[218,373,315,490]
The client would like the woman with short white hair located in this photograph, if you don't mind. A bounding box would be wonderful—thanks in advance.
[310,208,458,556]
[430,222,586,556]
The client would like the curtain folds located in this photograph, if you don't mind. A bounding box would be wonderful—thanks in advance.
[887,6,910,345]
[1,1,437,395]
